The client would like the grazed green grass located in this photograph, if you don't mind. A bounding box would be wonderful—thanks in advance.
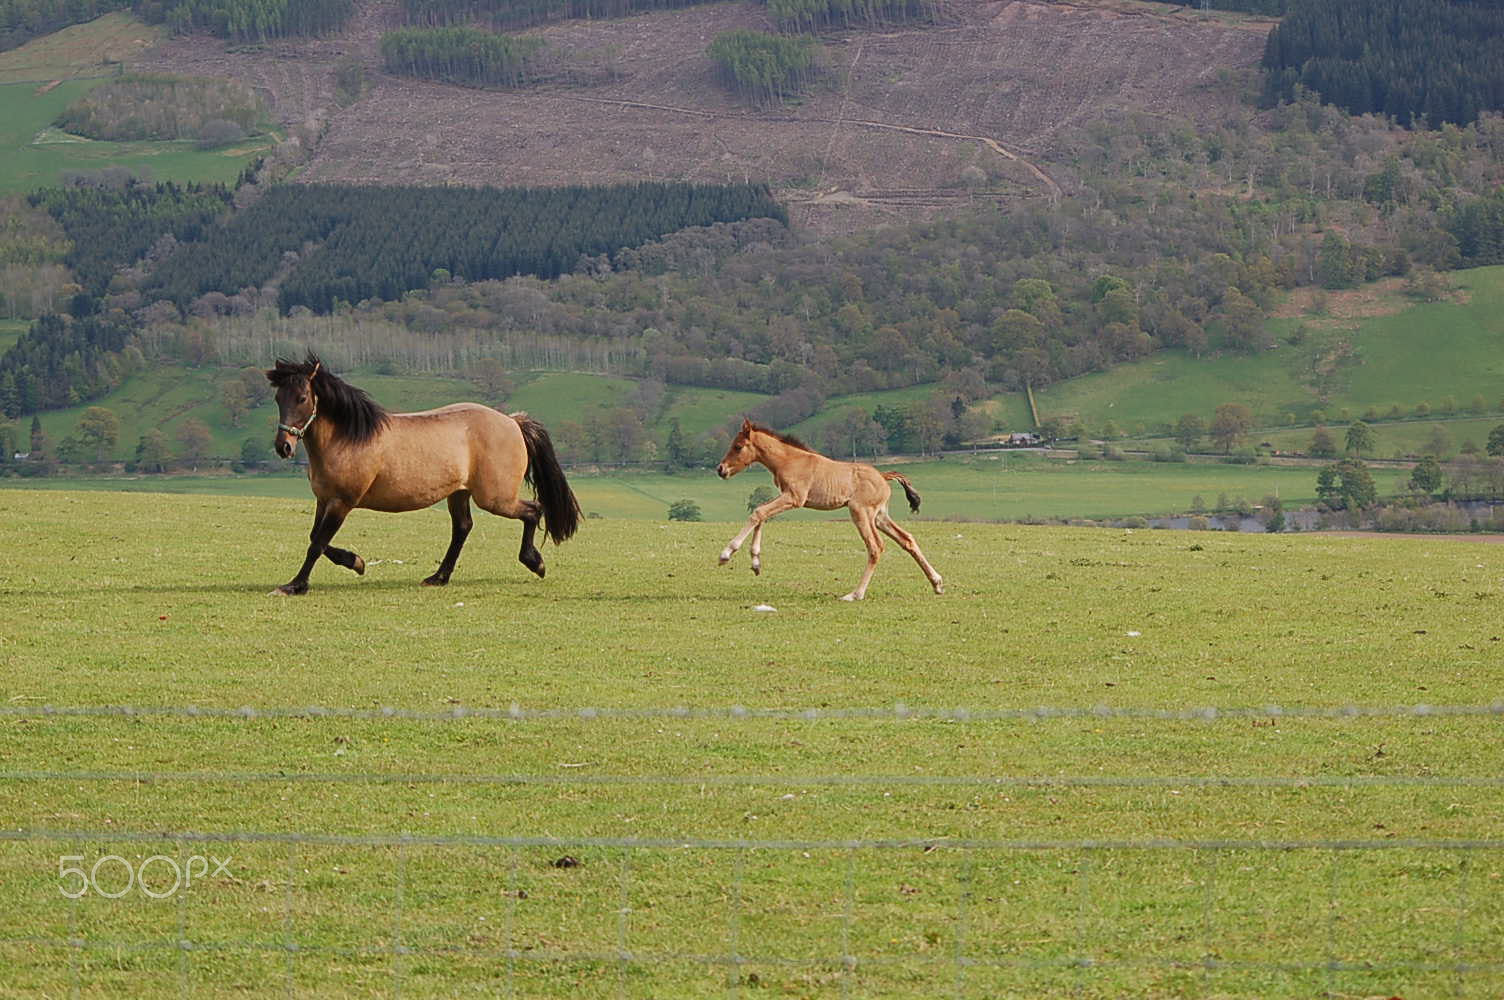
[0,490,1502,997]
[1035,265,1504,434]
[0,78,275,196]
[2,452,1413,522]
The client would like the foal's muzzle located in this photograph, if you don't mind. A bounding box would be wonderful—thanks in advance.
[716,463,729,479]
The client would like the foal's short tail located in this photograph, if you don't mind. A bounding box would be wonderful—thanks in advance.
[512,412,582,545]
[882,471,922,513]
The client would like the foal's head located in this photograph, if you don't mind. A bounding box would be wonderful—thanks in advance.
[266,355,321,459]
[717,419,811,479]
[716,419,759,479]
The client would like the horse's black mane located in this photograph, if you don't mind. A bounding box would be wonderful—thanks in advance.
[746,421,814,453]
[268,353,388,444]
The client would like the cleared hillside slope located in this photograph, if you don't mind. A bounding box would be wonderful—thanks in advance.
[133,0,1267,232]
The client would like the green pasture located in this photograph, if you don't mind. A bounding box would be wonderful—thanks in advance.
[0,489,1502,996]
[0,78,276,197]
[0,318,25,354]
[1034,265,1504,434]
[658,384,770,436]
[1,452,1413,521]
[506,371,638,425]
[1250,415,1504,461]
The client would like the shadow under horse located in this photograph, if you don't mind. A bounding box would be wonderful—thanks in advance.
[266,354,581,595]
[715,419,944,601]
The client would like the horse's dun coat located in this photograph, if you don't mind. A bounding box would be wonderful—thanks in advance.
[715,419,943,601]
[266,354,579,595]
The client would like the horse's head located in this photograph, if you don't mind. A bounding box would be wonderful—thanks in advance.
[266,356,321,459]
[716,419,758,479]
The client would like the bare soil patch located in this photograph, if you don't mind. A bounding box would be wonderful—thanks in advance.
[1273,278,1472,324]
[131,0,1264,233]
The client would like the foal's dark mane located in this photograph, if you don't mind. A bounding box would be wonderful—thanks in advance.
[746,421,814,454]
[268,354,388,444]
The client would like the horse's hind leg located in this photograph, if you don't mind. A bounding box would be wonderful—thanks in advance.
[876,511,944,595]
[840,506,885,602]
[424,491,473,587]
[474,494,546,579]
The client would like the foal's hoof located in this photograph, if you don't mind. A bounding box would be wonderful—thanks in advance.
[751,559,761,576]
[421,574,449,587]
[839,592,861,602]
[271,582,307,597]
[932,579,945,595]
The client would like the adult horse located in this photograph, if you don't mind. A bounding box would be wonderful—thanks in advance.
[715,419,943,601]
[266,354,580,595]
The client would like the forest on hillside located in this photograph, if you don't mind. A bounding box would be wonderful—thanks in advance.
[1263,0,1504,127]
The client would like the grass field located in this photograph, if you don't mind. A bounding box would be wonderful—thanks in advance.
[1035,265,1504,436]
[0,489,1502,997]
[0,452,1415,522]
[0,318,25,355]
[0,14,280,197]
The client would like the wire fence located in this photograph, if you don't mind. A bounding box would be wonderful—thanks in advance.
[5,699,1504,723]
[5,703,1504,997]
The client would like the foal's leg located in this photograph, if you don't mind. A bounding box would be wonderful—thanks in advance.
[840,505,885,602]
[749,522,764,575]
[423,491,474,587]
[876,511,944,595]
[274,498,353,596]
[474,494,547,579]
[720,494,799,566]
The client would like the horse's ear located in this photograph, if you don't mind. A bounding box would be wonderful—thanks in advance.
[740,417,753,431]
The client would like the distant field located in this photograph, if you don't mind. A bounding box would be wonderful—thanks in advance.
[505,371,638,425]
[658,385,770,436]
[1035,265,1504,434]
[0,318,25,354]
[0,77,275,195]
[1,490,1502,997]
[0,12,161,84]
[1252,415,1504,460]
[0,453,1412,522]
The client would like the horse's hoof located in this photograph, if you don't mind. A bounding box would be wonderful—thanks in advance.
[751,560,761,576]
[352,555,365,576]
[528,562,546,579]
[421,575,448,587]
[839,592,859,602]
[933,580,945,595]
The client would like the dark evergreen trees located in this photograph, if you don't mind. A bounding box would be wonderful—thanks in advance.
[142,182,788,314]
[1262,0,1504,127]
[132,0,354,40]
[380,27,544,87]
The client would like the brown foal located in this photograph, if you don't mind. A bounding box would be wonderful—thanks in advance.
[715,419,944,601]
[266,354,579,595]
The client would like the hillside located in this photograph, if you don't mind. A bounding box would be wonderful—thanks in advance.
[131,0,1269,232]
[15,266,1504,478]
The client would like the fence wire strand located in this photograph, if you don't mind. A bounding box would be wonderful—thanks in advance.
[5,701,1504,724]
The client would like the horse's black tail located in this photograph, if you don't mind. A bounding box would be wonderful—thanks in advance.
[513,412,581,545]
[882,471,922,513]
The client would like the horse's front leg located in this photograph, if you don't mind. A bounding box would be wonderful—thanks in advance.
[719,494,799,566]
[274,499,352,596]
